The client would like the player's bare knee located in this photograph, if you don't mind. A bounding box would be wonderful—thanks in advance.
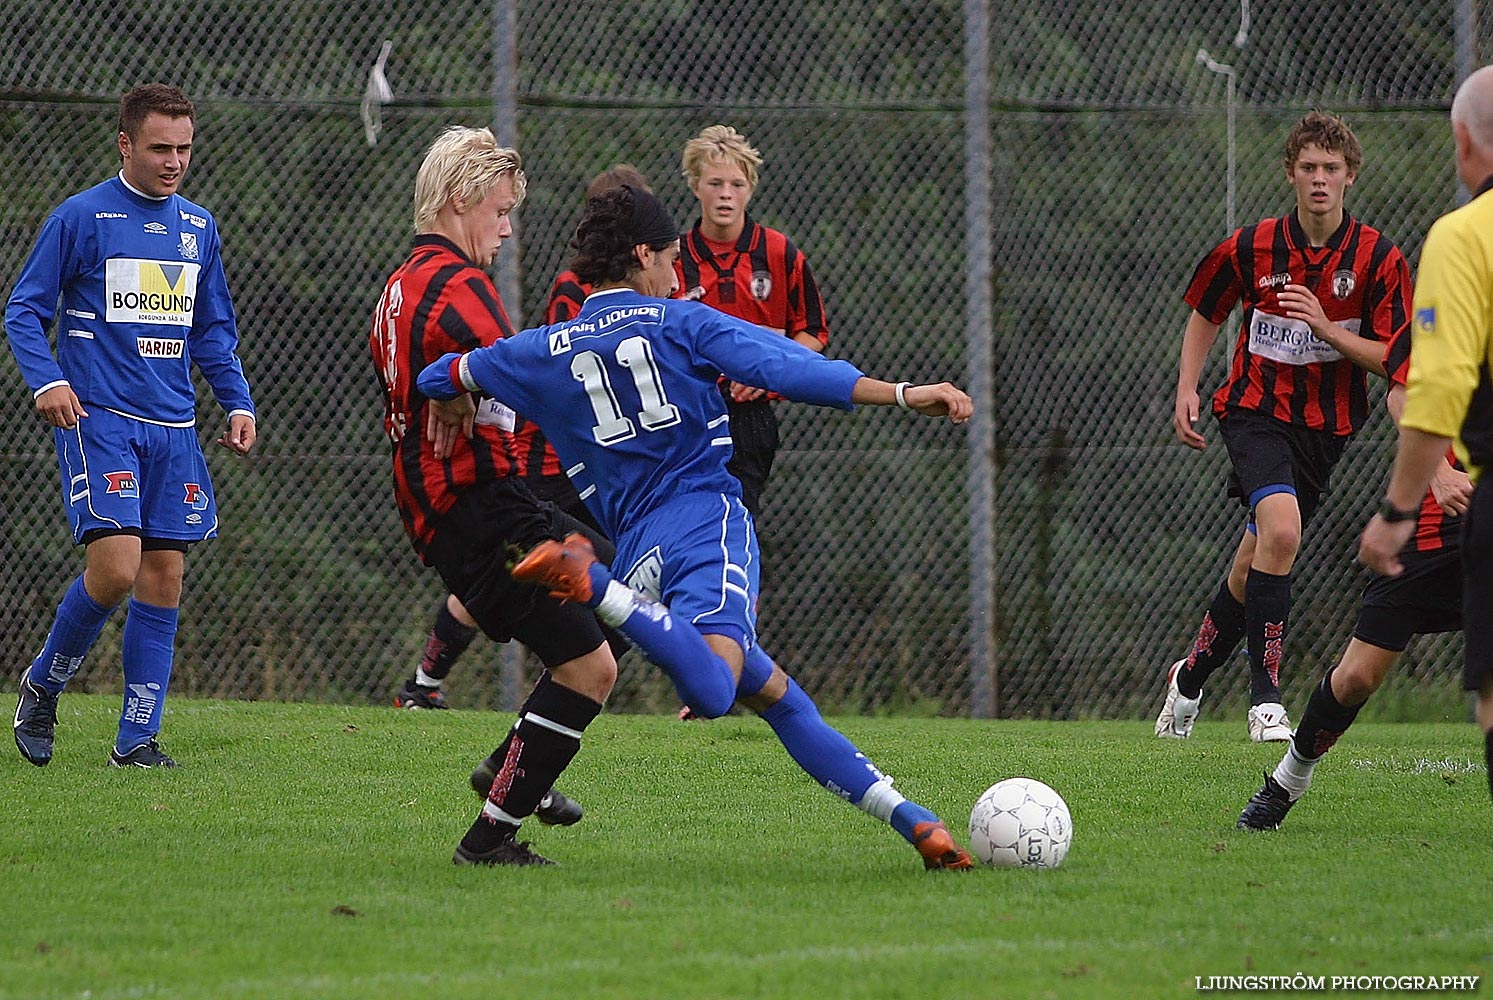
[550,644,617,703]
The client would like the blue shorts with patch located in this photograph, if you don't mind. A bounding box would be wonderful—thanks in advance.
[612,492,759,650]
[54,408,218,545]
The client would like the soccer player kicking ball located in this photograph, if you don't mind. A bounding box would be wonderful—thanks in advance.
[418,184,975,870]
[1237,305,1470,829]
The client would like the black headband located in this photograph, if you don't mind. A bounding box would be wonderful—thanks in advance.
[624,185,678,247]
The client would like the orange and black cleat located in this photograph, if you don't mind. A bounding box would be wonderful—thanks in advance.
[512,532,599,603]
[912,820,974,871]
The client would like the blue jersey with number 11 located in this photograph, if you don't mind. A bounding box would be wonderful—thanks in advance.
[424,287,863,539]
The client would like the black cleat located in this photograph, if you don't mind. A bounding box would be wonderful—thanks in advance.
[1238,770,1296,831]
[534,789,584,826]
[14,675,58,767]
[393,682,449,710]
[452,839,555,866]
[108,739,178,769]
[470,754,584,826]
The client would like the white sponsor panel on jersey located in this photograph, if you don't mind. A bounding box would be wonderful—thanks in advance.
[474,396,517,432]
[105,258,199,326]
[136,337,185,358]
[1247,311,1359,366]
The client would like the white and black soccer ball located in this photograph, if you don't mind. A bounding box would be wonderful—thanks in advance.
[968,777,1072,869]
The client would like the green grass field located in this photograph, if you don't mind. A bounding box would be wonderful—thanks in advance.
[0,696,1487,999]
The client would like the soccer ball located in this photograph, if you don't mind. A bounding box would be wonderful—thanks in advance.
[968,777,1072,869]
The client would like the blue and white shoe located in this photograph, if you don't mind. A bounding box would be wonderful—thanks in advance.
[14,674,58,767]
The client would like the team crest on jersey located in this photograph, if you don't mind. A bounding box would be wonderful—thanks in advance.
[1416,307,1436,334]
[1256,272,1291,290]
[684,285,706,302]
[179,232,199,260]
[1331,269,1357,299]
[183,483,210,511]
[750,271,772,301]
[144,222,168,235]
[103,471,138,497]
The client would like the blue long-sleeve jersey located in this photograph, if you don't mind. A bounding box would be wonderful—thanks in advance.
[4,174,254,425]
[419,287,863,539]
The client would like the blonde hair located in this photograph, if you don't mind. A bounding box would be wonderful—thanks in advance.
[413,126,526,232]
[681,125,763,189]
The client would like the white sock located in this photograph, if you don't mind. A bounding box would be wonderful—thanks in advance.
[856,776,907,823]
[481,800,523,826]
[1272,745,1316,799]
[414,666,443,688]
[595,580,640,627]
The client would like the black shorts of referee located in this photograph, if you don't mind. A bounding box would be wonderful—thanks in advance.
[1462,484,1493,693]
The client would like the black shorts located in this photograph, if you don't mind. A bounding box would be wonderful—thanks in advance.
[723,391,780,515]
[1218,408,1347,526]
[1354,547,1463,652]
[425,478,612,669]
[524,473,604,534]
[1462,485,1493,692]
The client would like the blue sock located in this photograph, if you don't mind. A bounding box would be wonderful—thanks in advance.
[116,599,178,753]
[27,575,116,694]
[759,678,887,804]
[889,801,941,842]
[736,645,775,698]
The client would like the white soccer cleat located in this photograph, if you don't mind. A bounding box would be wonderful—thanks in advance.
[1154,658,1200,739]
[1248,702,1294,743]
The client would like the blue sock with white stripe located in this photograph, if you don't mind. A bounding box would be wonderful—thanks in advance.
[27,575,116,694]
[759,677,891,807]
[463,672,603,853]
[116,599,178,753]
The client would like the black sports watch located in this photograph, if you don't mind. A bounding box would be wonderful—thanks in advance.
[1377,498,1417,523]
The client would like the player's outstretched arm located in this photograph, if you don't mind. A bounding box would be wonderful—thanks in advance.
[850,378,972,425]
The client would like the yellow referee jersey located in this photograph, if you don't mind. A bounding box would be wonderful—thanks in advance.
[1401,176,1493,482]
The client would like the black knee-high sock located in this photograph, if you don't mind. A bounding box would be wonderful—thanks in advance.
[416,600,477,684]
[1484,730,1493,804]
[1176,579,1247,699]
[1290,668,1363,761]
[461,673,602,853]
[1245,568,1291,705]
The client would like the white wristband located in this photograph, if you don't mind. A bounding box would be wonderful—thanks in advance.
[457,353,480,393]
[894,381,913,411]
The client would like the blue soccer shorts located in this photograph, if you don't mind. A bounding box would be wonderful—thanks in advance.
[613,491,760,650]
[54,408,218,545]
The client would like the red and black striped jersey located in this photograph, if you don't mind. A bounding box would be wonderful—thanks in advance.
[369,235,520,561]
[676,215,829,399]
[501,269,594,481]
[1384,317,1463,554]
[1185,211,1412,436]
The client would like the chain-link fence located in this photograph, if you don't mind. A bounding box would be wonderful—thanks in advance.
[0,1,1481,718]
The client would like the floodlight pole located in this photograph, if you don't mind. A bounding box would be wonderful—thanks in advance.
[1197,48,1238,235]
[493,0,524,711]
[965,0,998,718]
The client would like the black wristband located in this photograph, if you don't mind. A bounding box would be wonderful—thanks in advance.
[1377,498,1418,523]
